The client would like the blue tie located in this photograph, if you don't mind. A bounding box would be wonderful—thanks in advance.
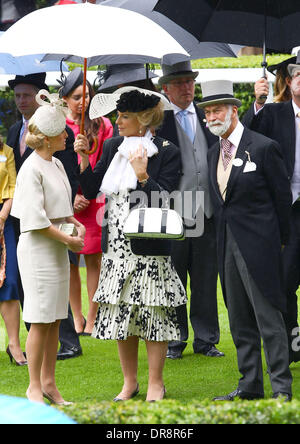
[178,109,194,143]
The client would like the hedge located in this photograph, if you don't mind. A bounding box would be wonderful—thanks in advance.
[59,398,300,424]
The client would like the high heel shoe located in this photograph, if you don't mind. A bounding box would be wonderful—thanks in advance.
[6,346,27,367]
[43,392,73,406]
[148,386,166,403]
[113,384,140,402]
[77,317,87,336]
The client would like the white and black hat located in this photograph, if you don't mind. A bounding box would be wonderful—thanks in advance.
[89,86,172,119]
[198,80,242,108]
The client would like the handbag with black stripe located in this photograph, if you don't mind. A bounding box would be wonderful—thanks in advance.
[123,207,184,240]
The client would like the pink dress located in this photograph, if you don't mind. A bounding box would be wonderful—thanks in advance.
[67,117,113,255]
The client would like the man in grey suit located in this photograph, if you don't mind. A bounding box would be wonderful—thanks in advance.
[203,80,292,401]
[157,62,224,359]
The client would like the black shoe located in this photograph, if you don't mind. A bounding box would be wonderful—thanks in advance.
[166,342,187,359]
[57,346,83,361]
[113,384,139,402]
[289,350,300,364]
[272,392,292,402]
[166,349,183,359]
[213,388,264,401]
[195,345,225,358]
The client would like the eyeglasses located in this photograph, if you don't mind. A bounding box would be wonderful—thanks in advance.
[168,79,195,87]
[292,71,300,79]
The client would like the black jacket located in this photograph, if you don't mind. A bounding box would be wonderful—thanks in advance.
[208,126,292,312]
[243,100,296,179]
[78,135,181,256]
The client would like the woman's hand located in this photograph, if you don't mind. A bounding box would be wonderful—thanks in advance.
[129,144,149,182]
[74,193,90,214]
[74,134,90,172]
[74,134,89,156]
[67,234,85,253]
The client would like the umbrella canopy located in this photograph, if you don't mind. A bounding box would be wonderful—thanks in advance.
[0,53,69,75]
[0,3,189,66]
[102,0,241,64]
[0,32,69,75]
[153,0,300,54]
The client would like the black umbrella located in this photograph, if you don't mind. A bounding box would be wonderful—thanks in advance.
[102,0,241,64]
[153,0,300,54]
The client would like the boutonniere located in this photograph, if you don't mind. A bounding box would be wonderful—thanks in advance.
[162,140,170,147]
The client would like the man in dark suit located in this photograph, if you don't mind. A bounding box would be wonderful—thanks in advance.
[243,61,300,365]
[157,61,224,359]
[202,79,293,401]
[6,72,82,360]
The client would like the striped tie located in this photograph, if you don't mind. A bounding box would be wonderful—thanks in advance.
[20,120,29,157]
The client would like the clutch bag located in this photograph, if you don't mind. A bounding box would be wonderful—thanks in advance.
[123,207,184,240]
[59,223,78,237]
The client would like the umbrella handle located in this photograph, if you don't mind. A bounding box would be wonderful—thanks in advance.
[80,58,88,136]
[260,60,268,101]
[85,136,98,155]
[80,58,97,156]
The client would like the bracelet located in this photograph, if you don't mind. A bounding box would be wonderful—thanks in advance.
[138,178,148,186]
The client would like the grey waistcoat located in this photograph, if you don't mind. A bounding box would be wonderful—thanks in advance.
[175,118,213,220]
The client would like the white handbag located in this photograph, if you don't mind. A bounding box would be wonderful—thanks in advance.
[123,207,184,240]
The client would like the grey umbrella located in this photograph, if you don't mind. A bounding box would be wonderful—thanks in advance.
[101,0,241,64]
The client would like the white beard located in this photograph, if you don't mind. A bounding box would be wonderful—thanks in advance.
[207,107,233,137]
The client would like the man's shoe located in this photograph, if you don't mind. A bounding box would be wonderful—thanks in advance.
[195,345,225,358]
[166,349,183,359]
[289,350,300,365]
[57,346,82,361]
[272,392,292,402]
[213,388,264,401]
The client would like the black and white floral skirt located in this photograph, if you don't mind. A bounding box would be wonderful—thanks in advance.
[92,191,187,342]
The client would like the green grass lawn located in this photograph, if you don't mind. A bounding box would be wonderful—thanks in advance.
[1,269,300,404]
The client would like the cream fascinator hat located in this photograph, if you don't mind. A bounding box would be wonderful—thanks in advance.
[89,86,172,119]
[31,90,67,137]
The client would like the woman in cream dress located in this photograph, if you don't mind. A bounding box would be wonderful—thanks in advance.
[11,91,85,405]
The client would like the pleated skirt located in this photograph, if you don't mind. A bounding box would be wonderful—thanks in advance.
[92,191,187,342]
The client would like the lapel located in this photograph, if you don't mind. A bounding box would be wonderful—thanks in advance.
[282,101,296,173]
[210,142,224,205]
[225,127,253,202]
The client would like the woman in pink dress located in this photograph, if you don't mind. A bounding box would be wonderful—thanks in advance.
[61,68,113,335]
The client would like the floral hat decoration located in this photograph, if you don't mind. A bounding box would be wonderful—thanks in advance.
[31,89,68,137]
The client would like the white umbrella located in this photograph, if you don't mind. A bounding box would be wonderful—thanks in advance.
[0,3,188,64]
[0,2,188,149]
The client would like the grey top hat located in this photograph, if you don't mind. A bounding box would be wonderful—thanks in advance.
[158,61,198,85]
[287,50,300,77]
[198,80,242,108]
[98,64,158,91]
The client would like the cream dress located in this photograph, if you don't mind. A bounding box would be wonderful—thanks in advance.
[11,151,73,324]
